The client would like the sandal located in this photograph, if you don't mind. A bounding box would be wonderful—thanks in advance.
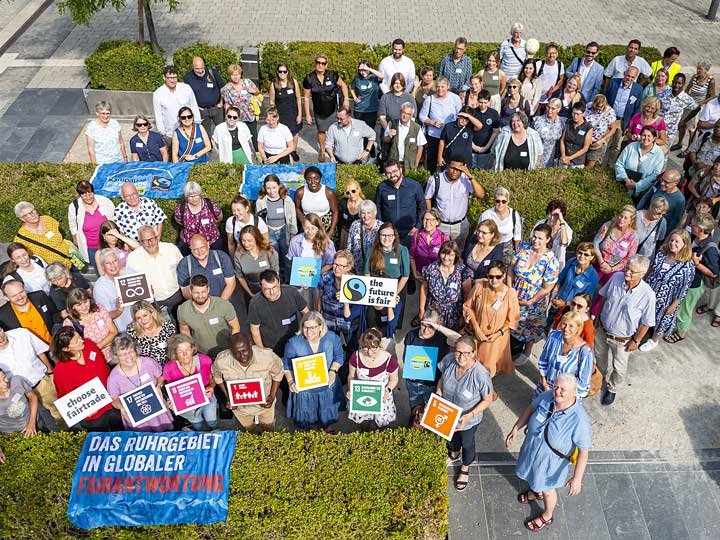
[669,143,683,151]
[525,514,553,532]
[712,317,720,328]
[517,490,544,504]
[663,333,686,344]
[696,305,710,315]
[455,468,470,491]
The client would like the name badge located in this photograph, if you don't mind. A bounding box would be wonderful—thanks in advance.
[492,300,503,311]
[619,240,629,247]
[629,96,637,104]
[343,213,348,219]
[287,89,294,94]
[325,80,332,86]
[206,83,214,88]
[135,142,144,148]
[281,314,297,325]
[11,393,22,403]
[45,231,55,239]
[483,260,490,266]
[41,305,48,312]
[520,151,528,156]
[89,351,97,361]
[449,282,458,290]
[276,207,284,213]
[409,137,416,143]
[432,247,440,253]
[387,194,396,201]
[578,130,586,135]
[380,315,388,322]
[209,317,220,325]
[97,319,105,327]
[492,75,499,80]
[360,85,368,90]
[201,218,210,225]
[462,389,473,399]
[389,257,398,264]
[213,268,223,275]
[575,279,584,288]
[534,411,546,424]
[168,263,177,269]
[455,68,463,73]
[353,130,360,137]
[195,137,203,143]
[258,260,268,267]
[140,373,151,383]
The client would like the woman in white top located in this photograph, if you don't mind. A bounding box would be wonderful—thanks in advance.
[212,105,255,164]
[3,243,49,293]
[86,100,127,164]
[532,200,573,269]
[257,107,295,164]
[519,60,542,117]
[293,165,339,237]
[68,180,115,273]
[226,194,268,260]
[479,187,523,264]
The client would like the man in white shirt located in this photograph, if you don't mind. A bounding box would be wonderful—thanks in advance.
[697,95,720,136]
[602,40,652,90]
[379,39,416,94]
[534,44,565,104]
[126,225,183,320]
[153,65,201,141]
[383,102,427,170]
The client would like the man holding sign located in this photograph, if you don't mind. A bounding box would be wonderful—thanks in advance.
[213,334,283,433]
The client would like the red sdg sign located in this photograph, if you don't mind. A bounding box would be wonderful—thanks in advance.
[226,378,265,407]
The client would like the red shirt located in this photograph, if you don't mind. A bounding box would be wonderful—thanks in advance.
[53,340,112,420]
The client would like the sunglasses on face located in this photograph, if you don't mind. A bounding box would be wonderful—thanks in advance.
[179,114,193,120]
[226,114,238,119]
[277,70,288,74]
[345,189,356,195]
[569,301,587,309]
[316,61,327,65]
[487,274,504,280]
[495,199,507,204]
[135,122,148,127]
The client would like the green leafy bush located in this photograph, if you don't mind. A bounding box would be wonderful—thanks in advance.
[85,40,165,91]
[172,42,239,81]
[0,163,629,247]
[0,429,447,540]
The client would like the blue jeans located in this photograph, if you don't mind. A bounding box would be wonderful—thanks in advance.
[181,395,219,431]
[268,227,289,281]
[406,380,436,408]
[472,152,492,170]
[87,248,99,275]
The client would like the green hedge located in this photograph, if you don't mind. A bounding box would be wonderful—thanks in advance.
[0,163,630,247]
[172,42,239,81]
[85,40,165,92]
[0,429,447,539]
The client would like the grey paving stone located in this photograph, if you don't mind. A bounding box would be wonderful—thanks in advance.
[447,472,489,540]
[6,3,74,59]
[560,474,612,540]
[18,125,55,157]
[667,471,720,540]
[595,473,651,540]
[479,474,533,539]
[631,472,691,540]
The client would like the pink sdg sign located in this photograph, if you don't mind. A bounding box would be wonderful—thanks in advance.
[165,373,209,414]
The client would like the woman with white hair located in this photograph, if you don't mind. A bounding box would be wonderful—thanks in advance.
[533,98,566,167]
[172,181,224,255]
[45,262,90,316]
[14,201,78,269]
[346,199,383,274]
[86,100,126,164]
[479,187,523,264]
[499,22,527,80]
[491,111,543,170]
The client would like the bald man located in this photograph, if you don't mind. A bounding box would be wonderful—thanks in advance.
[114,182,166,240]
[183,56,225,137]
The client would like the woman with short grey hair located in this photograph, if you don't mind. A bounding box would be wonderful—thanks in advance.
[533,98,566,167]
[346,199,383,273]
[45,262,90,316]
[130,114,168,162]
[492,111,544,170]
[86,100,126,164]
[172,181,224,255]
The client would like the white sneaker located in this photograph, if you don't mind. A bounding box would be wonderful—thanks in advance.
[639,339,659,352]
[514,353,529,366]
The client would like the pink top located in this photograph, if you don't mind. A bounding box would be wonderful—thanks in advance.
[173,199,223,245]
[115,248,129,268]
[627,113,666,137]
[64,304,114,359]
[349,351,399,377]
[83,207,110,249]
[409,228,450,273]
[162,353,214,386]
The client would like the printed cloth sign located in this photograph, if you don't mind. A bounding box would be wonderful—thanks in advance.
[289,256,322,288]
[115,272,153,307]
[226,378,266,406]
[68,431,237,528]
[119,382,168,428]
[291,352,329,391]
[90,162,193,199]
[339,275,398,307]
[240,162,336,200]
[402,345,439,382]
[54,377,113,427]
[420,393,462,441]
[349,380,384,415]
[165,373,209,414]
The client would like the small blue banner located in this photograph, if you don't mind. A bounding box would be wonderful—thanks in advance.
[402,345,439,382]
[68,431,237,529]
[289,256,322,288]
[241,162,337,200]
[90,162,194,199]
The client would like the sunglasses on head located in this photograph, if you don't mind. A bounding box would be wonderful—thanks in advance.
[135,122,148,127]
[179,114,193,120]
[226,114,238,119]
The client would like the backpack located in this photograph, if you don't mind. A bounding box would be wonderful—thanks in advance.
[232,214,260,240]
[698,241,720,289]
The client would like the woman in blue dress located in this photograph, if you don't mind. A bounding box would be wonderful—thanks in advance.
[535,311,594,399]
[283,311,345,432]
[639,229,695,352]
[505,373,591,532]
[171,106,211,163]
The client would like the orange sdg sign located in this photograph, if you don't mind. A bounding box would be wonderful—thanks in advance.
[420,393,463,441]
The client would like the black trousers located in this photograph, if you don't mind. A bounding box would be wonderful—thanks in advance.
[447,422,479,466]
[425,135,440,173]
[77,408,124,432]
[200,106,224,138]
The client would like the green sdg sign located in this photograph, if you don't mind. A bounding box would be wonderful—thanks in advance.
[349,380,385,415]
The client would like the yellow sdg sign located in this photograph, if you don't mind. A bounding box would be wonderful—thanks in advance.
[339,275,398,307]
[291,352,329,391]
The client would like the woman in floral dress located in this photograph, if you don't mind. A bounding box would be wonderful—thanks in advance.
[221,63,261,145]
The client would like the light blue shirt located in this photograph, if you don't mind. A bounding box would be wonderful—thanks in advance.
[419,92,462,138]
[535,330,594,398]
[615,141,665,196]
[599,272,656,337]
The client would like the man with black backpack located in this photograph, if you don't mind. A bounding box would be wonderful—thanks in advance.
[184,56,225,138]
[534,44,565,114]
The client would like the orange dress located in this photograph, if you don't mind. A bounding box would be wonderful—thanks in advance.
[462,280,520,377]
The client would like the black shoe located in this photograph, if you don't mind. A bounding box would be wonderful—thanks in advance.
[601,390,616,406]
[291,151,300,162]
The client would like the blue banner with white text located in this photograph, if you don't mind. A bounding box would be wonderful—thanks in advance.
[67,431,237,529]
[241,162,336,200]
[90,162,194,199]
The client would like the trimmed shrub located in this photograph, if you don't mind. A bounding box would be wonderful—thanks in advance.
[172,42,239,81]
[0,163,629,247]
[0,429,447,539]
[85,40,165,92]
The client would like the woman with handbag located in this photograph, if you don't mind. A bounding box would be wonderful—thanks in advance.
[14,202,84,270]
[504,373,591,532]
[171,106,211,163]
[635,197,669,259]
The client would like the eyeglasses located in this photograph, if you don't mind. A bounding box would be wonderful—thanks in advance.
[569,301,587,309]
[509,85,519,89]
[576,252,593,258]
[20,209,38,219]
[261,285,278,293]
[333,262,349,268]
[303,325,320,331]
[165,75,178,79]
[345,189,357,195]
[585,50,598,55]
[135,122,148,127]
[179,114,193,120]
[487,274,504,280]
[277,70,288,74]
[140,236,158,244]
[379,234,395,238]
[455,350,474,357]
[315,61,327,65]
[226,115,238,119]
[495,199,508,204]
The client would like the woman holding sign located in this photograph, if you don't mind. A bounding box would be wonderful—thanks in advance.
[346,328,399,429]
[64,288,118,362]
[504,374,591,532]
[318,250,363,349]
[107,335,173,432]
[234,225,280,297]
[283,311,344,432]
[287,213,336,307]
[437,336,494,491]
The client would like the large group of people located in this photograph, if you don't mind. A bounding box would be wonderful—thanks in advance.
[2,27,720,534]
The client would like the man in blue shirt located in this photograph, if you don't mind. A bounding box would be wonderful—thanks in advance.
[183,56,225,137]
[604,66,643,164]
[637,169,686,236]
[565,42,604,103]
[374,159,425,248]
[438,37,473,97]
